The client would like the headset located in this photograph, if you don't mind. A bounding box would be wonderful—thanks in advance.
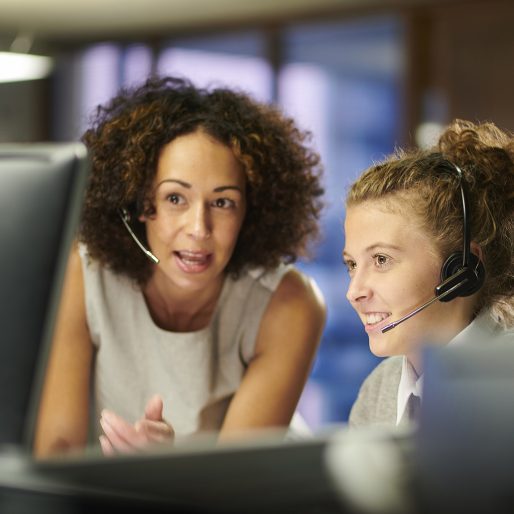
[119,207,160,264]
[436,162,485,300]
[381,161,485,333]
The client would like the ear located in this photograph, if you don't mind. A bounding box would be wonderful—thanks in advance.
[138,198,157,222]
[470,241,483,263]
[138,210,157,222]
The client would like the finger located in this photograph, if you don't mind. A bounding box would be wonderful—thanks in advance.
[101,409,135,431]
[100,412,148,452]
[144,395,164,421]
[101,409,143,441]
[136,419,175,442]
[99,435,115,456]
[99,417,135,453]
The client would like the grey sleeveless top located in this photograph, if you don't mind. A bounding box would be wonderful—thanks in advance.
[79,246,293,440]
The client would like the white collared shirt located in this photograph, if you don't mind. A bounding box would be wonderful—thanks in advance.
[395,309,507,425]
[396,357,423,425]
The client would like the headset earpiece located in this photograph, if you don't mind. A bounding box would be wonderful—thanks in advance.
[437,252,485,302]
[120,207,130,222]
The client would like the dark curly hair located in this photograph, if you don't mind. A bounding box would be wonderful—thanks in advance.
[346,119,514,327]
[79,76,324,284]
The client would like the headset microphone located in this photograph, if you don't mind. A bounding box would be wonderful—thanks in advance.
[381,161,485,334]
[382,270,472,332]
[119,208,159,264]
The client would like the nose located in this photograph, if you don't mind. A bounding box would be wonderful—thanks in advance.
[345,268,372,305]
[186,203,211,240]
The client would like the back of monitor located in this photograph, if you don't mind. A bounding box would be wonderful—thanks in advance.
[0,143,89,449]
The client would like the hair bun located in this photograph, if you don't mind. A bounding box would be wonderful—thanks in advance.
[438,119,514,199]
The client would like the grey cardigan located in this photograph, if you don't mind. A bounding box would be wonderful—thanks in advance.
[348,356,403,429]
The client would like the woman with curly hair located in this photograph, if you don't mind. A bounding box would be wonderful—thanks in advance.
[343,119,514,428]
[34,76,326,456]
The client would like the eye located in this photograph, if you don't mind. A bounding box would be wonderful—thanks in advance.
[373,253,391,268]
[166,193,185,205]
[343,259,357,274]
[212,198,236,209]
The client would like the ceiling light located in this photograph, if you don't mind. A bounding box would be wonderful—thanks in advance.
[0,51,54,83]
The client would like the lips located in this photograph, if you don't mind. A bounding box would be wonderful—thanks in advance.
[174,250,212,273]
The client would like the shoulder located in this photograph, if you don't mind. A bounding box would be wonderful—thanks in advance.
[230,264,325,314]
[370,355,403,375]
[252,266,326,357]
[65,242,86,285]
[474,308,514,343]
[271,266,325,311]
[220,265,324,364]
[76,242,101,276]
[362,356,402,389]
[349,356,402,428]
[244,264,293,292]
[77,242,135,291]
[76,243,139,331]
[265,266,326,325]
[359,355,403,396]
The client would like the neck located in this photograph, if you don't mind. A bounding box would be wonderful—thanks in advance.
[406,299,477,375]
[143,274,224,332]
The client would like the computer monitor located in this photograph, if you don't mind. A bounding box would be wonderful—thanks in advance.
[416,343,514,513]
[0,142,89,449]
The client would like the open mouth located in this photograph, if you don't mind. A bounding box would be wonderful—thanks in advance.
[174,250,213,273]
[364,312,391,330]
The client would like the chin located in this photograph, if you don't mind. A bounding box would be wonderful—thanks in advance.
[368,335,401,358]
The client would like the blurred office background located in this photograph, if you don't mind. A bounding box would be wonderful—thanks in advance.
[1,0,513,430]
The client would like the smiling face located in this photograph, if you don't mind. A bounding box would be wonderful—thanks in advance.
[141,129,246,295]
[343,197,472,362]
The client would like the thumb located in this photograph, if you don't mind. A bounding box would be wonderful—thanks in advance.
[144,394,164,421]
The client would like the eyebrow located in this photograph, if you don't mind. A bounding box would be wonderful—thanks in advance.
[365,243,402,252]
[156,179,243,193]
[342,243,402,258]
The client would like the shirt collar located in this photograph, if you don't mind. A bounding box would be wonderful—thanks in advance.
[449,309,504,346]
[395,308,504,425]
[396,356,423,425]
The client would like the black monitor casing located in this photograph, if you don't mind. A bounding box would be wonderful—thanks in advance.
[0,143,89,449]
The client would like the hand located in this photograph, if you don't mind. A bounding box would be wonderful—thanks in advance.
[99,395,174,456]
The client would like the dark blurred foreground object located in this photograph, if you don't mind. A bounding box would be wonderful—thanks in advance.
[0,421,420,514]
[0,143,89,449]
[416,341,514,514]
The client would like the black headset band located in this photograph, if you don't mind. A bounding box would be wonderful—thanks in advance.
[439,160,471,269]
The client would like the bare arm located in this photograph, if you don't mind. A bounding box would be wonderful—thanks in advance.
[219,268,326,438]
[33,244,93,457]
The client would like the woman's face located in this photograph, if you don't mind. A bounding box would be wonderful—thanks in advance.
[141,129,246,293]
[343,199,469,361]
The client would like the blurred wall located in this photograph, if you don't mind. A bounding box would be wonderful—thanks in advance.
[0,80,49,141]
[2,0,514,142]
[404,0,514,136]
[433,1,514,130]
